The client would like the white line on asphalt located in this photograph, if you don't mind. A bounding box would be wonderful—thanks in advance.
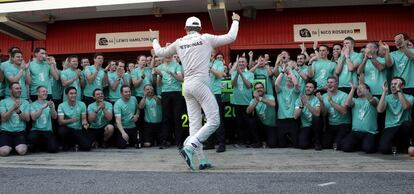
[318,182,336,187]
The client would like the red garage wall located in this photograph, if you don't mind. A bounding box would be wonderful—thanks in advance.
[1,5,413,60]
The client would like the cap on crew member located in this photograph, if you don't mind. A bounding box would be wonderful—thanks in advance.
[185,16,201,28]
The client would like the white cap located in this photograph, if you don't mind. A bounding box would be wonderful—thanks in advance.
[185,16,201,27]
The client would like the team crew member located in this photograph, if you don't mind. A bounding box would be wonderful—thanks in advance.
[151,12,240,170]
[138,84,163,148]
[335,36,363,93]
[249,53,274,95]
[0,82,30,156]
[383,33,414,121]
[57,87,91,151]
[29,48,59,101]
[87,89,114,148]
[274,66,300,147]
[0,47,21,100]
[207,51,226,152]
[377,77,414,154]
[153,55,184,148]
[317,76,351,150]
[308,45,336,93]
[60,55,82,101]
[84,53,107,105]
[28,86,59,153]
[246,82,277,148]
[293,54,309,95]
[3,50,31,100]
[108,61,129,104]
[231,57,254,146]
[342,83,378,153]
[294,80,322,150]
[114,85,140,149]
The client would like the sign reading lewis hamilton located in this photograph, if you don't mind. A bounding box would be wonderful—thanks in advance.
[96,31,159,49]
[293,22,367,42]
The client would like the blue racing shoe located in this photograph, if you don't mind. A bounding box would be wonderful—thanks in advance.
[199,159,213,170]
[179,146,195,170]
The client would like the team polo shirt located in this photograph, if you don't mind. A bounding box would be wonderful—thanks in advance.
[114,97,138,129]
[157,63,182,93]
[311,59,336,90]
[87,101,113,129]
[209,60,225,95]
[143,96,162,123]
[31,100,53,131]
[60,68,82,101]
[322,91,351,125]
[295,95,320,128]
[84,65,105,97]
[0,98,29,132]
[230,70,254,105]
[384,94,414,128]
[337,52,363,87]
[29,60,52,95]
[351,97,379,134]
[249,94,276,127]
[390,48,414,88]
[57,101,86,130]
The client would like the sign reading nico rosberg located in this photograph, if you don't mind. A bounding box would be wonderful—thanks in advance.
[293,22,367,42]
[96,31,159,49]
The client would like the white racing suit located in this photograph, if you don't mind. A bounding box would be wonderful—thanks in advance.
[153,20,239,156]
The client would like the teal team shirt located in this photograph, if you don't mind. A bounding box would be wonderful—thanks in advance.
[390,48,414,88]
[337,52,363,88]
[0,98,30,132]
[87,101,113,129]
[50,72,63,100]
[0,60,11,97]
[311,59,336,90]
[157,63,182,93]
[31,100,53,131]
[276,84,299,119]
[351,98,378,134]
[295,65,308,94]
[143,96,162,123]
[131,67,153,97]
[322,91,351,125]
[249,94,276,127]
[3,64,28,99]
[29,60,52,95]
[209,60,225,95]
[84,65,105,97]
[114,97,138,129]
[384,94,414,128]
[295,95,320,128]
[230,70,254,105]
[60,68,82,101]
[363,57,387,95]
[57,101,87,130]
[107,71,130,102]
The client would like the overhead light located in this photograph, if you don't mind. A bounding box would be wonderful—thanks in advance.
[275,0,284,11]
[152,7,162,17]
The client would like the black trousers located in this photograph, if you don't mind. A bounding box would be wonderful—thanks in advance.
[277,118,300,147]
[322,124,351,150]
[378,121,413,154]
[341,131,377,153]
[143,122,163,145]
[234,105,253,144]
[135,96,145,141]
[298,116,323,149]
[161,91,185,146]
[115,128,138,149]
[58,126,91,151]
[28,130,59,153]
